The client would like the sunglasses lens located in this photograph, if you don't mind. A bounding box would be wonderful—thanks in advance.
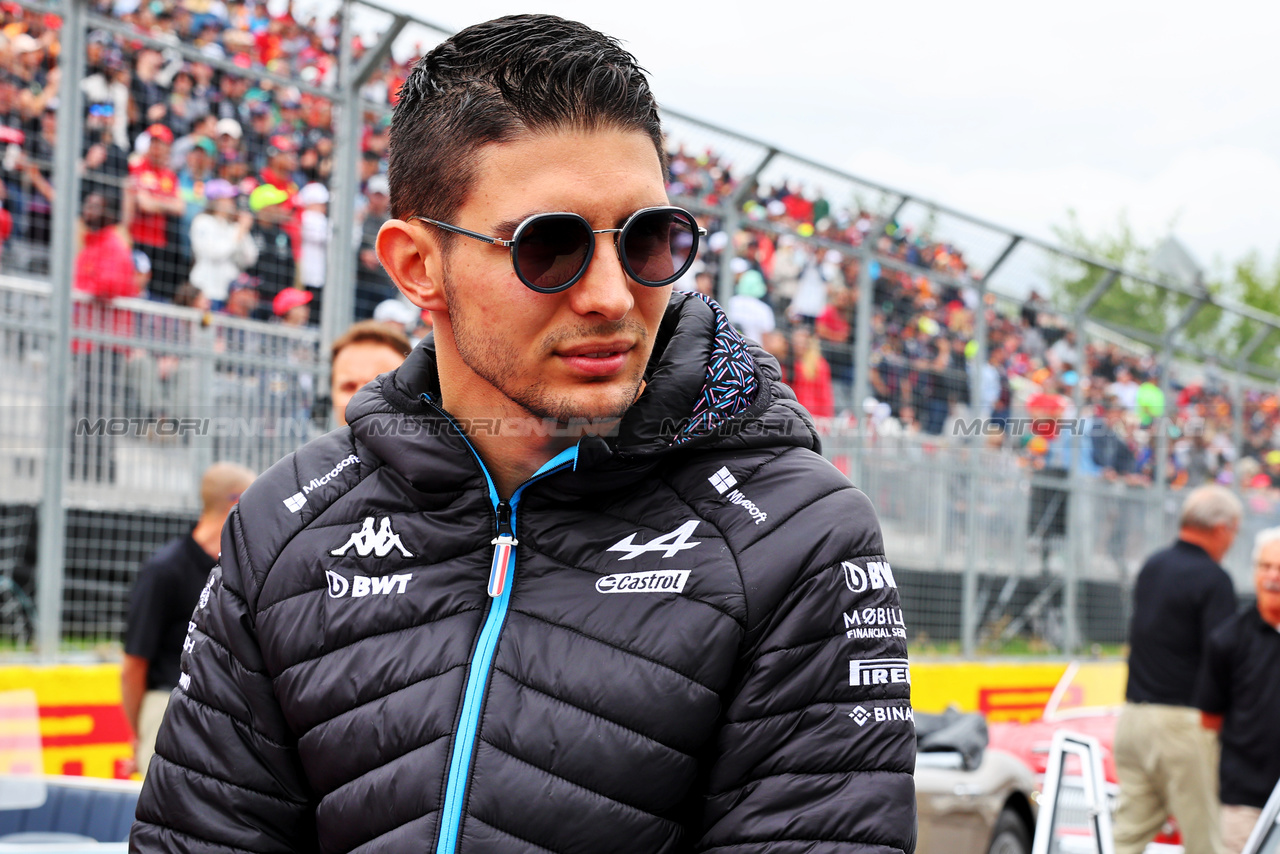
[624,209,697,285]
[515,215,591,291]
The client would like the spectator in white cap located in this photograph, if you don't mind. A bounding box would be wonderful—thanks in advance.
[297,182,329,323]
[188,178,257,306]
[356,173,395,318]
[373,297,418,333]
[214,118,242,163]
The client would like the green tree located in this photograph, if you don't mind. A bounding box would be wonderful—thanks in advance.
[1224,251,1280,372]
[1046,211,1277,362]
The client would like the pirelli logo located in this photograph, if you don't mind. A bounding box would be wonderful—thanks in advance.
[849,658,911,687]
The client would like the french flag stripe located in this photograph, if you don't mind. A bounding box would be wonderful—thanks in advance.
[488,541,514,597]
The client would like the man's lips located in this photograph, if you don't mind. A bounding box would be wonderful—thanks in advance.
[555,341,636,376]
[555,340,635,358]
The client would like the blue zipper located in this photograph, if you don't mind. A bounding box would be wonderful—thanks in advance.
[423,395,578,854]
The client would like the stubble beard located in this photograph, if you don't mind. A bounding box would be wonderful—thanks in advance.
[442,271,649,427]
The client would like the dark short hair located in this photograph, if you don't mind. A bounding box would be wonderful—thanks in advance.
[331,319,412,366]
[387,14,666,249]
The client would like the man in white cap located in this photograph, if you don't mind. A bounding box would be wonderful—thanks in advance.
[356,173,396,317]
[296,182,329,323]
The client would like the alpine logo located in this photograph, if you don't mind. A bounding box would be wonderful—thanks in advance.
[284,454,359,513]
[606,520,701,560]
[840,560,897,593]
[848,703,914,726]
[331,517,413,558]
[849,658,911,687]
[708,466,737,494]
[325,570,412,598]
[595,569,691,594]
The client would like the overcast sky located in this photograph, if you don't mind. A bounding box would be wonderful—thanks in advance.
[378,0,1280,279]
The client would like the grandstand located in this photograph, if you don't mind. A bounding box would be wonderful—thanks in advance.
[3,0,1280,660]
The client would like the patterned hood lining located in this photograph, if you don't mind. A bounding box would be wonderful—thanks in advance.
[670,293,760,446]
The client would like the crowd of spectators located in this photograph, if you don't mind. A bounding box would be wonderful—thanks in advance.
[667,146,1280,496]
[3,0,1280,498]
[0,0,419,326]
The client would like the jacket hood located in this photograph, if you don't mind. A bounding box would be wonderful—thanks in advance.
[343,292,818,493]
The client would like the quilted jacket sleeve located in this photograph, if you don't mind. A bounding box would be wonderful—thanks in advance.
[130,508,318,854]
[696,484,916,854]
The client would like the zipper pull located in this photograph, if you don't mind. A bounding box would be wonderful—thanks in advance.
[488,501,517,598]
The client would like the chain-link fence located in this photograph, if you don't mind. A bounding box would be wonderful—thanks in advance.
[4,0,1279,661]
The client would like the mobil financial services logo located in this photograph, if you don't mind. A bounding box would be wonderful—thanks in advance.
[849,658,911,688]
[283,454,360,513]
[844,606,907,640]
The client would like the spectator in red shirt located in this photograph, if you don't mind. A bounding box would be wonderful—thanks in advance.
[786,326,835,418]
[74,191,139,352]
[128,123,185,301]
[71,191,139,483]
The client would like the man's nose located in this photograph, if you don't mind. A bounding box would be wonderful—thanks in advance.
[566,234,634,321]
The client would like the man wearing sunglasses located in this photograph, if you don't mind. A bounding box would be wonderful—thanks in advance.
[133,15,915,854]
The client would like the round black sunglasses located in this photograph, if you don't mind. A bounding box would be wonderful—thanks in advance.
[410,206,706,294]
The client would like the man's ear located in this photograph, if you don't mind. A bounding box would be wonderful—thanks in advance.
[377,219,447,312]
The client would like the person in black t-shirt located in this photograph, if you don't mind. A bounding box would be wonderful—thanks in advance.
[1195,528,1280,854]
[122,462,255,779]
[1113,484,1242,854]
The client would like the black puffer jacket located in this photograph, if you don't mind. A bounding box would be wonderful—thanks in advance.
[132,293,916,854]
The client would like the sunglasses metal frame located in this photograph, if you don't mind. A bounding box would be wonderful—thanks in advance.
[409,205,706,294]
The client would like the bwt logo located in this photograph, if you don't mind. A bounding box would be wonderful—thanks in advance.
[326,570,412,598]
[849,658,911,687]
[840,560,896,593]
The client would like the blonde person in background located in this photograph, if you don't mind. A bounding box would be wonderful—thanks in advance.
[121,462,255,778]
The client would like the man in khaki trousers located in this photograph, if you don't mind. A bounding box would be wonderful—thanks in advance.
[122,462,254,777]
[1113,484,1242,854]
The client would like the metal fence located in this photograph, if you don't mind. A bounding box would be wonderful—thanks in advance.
[3,0,1278,661]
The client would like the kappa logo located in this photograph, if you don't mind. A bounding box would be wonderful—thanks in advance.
[849,658,911,688]
[325,570,412,598]
[331,517,413,558]
[839,560,897,593]
[606,520,701,560]
[848,703,914,727]
[595,569,691,594]
[284,454,360,513]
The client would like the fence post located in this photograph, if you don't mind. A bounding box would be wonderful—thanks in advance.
[960,271,989,657]
[35,0,86,660]
[320,0,359,372]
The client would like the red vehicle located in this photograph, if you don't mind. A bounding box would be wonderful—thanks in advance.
[986,661,1184,851]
